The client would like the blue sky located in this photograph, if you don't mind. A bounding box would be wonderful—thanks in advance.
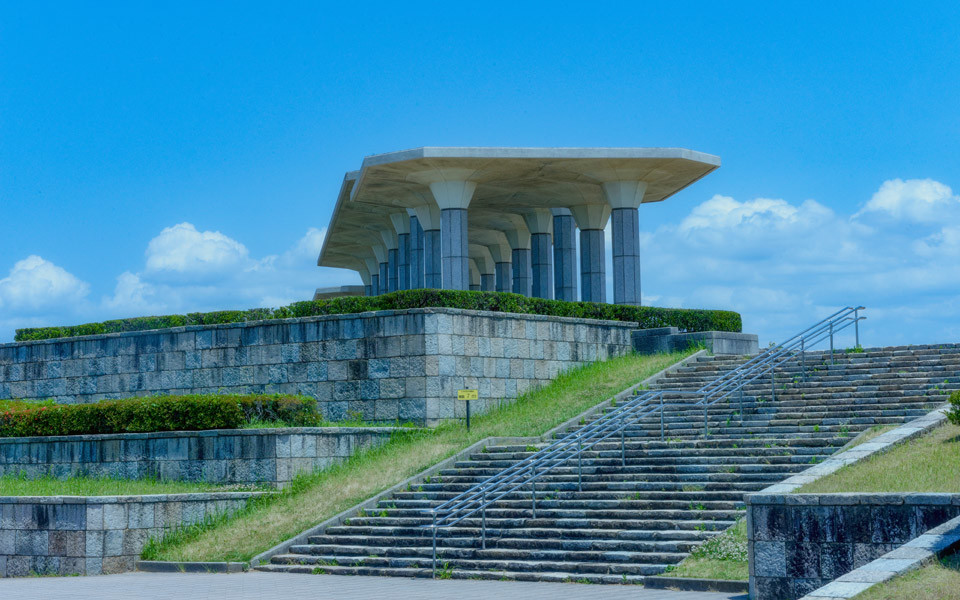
[1,2,959,346]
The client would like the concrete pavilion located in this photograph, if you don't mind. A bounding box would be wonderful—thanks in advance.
[317,147,720,305]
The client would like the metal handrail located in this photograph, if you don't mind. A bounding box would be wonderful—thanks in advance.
[422,306,866,575]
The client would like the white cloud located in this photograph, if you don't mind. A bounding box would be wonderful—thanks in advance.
[145,222,249,276]
[0,255,89,310]
[854,178,959,223]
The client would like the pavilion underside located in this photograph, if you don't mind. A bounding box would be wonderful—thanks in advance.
[318,147,720,305]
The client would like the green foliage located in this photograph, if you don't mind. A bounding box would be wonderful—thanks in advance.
[15,289,742,342]
[946,391,960,427]
[0,394,319,438]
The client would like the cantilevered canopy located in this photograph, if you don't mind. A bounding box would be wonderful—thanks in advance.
[319,147,720,271]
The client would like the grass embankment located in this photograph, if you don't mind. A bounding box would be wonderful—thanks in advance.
[142,350,694,563]
[854,554,960,600]
[665,519,748,581]
[0,473,256,496]
[799,423,960,494]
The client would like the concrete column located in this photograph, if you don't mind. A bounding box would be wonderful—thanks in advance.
[440,208,470,290]
[407,211,424,289]
[421,177,477,291]
[470,244,496,292]
[611,208,640,305]
[603,181,647,306]
[423,229,442,288]
[390,213,411,291]
[363,258,379,297]
[523,209,553,300]
[371,244,388,296]
[571,204,611,304]
[379,261,389,294]
[495,262,512,292]
[486,235,513,294]
[387,248,399,292]
[412,205,443,289]
[552,208,577,302]
[504,221,532,297]
[378,229,399,293]
[511,248,532,296]
[469,260,481,291]
[357,266,373,297]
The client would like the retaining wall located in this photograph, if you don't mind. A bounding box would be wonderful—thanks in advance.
[0,427,395,486]
[0,492,262,577]
[748,492,960,600]
[0,308,636,424]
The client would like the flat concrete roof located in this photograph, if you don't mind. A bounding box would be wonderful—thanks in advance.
[319,147,719,270]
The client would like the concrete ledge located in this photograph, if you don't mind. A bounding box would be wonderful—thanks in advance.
[643,576,748,593]
[137,560,247,573]
[632,327,758,355]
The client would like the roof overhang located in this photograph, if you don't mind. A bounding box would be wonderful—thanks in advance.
[319,147,719,270]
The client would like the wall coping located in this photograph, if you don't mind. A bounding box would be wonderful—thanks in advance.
[2,307,640,348]
[748,492,960,506]
[0,491,272,504]
[0,426,403,445]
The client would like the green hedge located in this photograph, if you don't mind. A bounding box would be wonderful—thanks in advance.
[14,289,741,342]
[0,394,319,438]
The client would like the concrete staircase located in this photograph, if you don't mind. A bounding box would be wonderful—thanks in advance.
[259,344,960,583]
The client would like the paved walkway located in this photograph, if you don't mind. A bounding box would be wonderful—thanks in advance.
[0,571,747,600]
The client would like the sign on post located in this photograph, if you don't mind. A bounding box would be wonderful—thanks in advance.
[458,389,478,429]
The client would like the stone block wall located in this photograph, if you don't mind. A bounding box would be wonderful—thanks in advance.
[0,492,261,577]
[0,428,394,486]
[0,308,636,424]
[748,493,960,600]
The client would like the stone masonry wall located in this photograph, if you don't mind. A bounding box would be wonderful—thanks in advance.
[748,493,960,600]
[0,308,636,424]
[0,427,394,486]
[0,492,262,577]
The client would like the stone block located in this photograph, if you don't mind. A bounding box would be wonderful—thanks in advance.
[49,530,86,558]
[103,503,127,530]
[15,530,49,556]
[754,540,787,577]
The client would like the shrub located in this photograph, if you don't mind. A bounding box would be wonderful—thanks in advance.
[946,391,960,427]
[14,290,742,342]
[0,394,319,438]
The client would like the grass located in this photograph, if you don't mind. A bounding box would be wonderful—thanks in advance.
[142,349,695,563]
[799,423,960,494]
[854,554,960,599]
[0,472,255,496]
[664,519,748,581]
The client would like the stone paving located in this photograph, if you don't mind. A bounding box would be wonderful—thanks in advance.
[0,571,747,600]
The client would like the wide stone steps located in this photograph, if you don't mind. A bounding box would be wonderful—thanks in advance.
[262,344,959,584]
[269,552,674,575]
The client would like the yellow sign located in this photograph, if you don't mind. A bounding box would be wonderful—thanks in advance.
[457,389,478,400]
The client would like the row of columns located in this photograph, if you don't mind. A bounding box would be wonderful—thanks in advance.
[355,177,646,306]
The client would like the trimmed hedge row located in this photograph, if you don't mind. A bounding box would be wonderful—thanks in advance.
[14,289,741,342]
[0,394,319,438]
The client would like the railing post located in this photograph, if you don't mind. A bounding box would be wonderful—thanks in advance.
[738,374,744,423]
[531,467,537,519]
[577,437,583,492]
[771,365,776,404]
[620,421,626,468]
[801,338,806,383]
[703,400,708,437]
[855,308,861,348]
[659,395,665,441]
[481,488,486,550]
[431,512,437,578]
[830,321,835,365]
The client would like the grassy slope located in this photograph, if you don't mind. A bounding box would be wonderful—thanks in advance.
[800,423,960,494]
[854,555,960,600]
[0,473,250,496]
[146,350,694,562]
